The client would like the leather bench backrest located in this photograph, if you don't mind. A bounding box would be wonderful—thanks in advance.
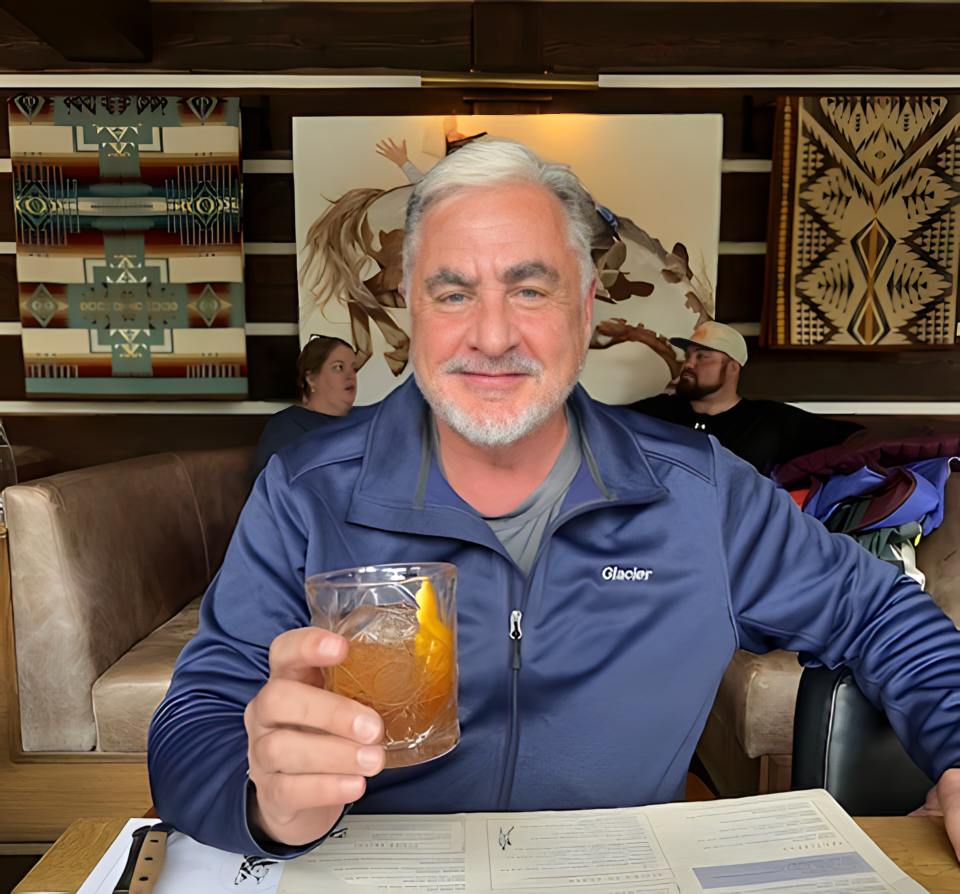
[916,465,960,626]
[792,664,932,815]
[5,447,253,751]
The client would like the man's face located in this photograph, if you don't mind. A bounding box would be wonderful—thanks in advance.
[676,345,734,400]
[407,182,593,448]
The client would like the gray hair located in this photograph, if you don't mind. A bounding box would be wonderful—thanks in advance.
[401,137,601,298]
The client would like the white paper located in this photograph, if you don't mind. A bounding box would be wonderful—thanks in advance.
[484,812,671,888]
[284,819,467,891]
[75,818,284,894]
[649,793,922,893]
[70,792,925,894]
[280,792,926,894]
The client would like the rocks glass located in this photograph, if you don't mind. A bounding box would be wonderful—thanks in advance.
[306,563,459,768]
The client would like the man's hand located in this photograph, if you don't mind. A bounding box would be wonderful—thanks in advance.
[909,767,960,860]
[244,627,386,847]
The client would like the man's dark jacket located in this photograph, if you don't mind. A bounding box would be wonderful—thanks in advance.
[149,379,960,856]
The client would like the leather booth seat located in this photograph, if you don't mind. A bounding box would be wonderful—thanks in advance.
[91,596,202,752]
[5,448,253,752]
[698,469,960,796]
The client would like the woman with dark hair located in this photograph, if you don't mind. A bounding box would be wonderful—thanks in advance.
[250,336,357,478]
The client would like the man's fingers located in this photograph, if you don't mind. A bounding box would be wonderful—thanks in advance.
[909,784,942,817]
[268,627,349,680]
[252,726,385,777]
[256,771,368,822]
[934,769,960,861]
[252,677,384,744]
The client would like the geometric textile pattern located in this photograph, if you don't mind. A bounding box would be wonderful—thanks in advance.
[9,94,246,398]
[167,165,241,244]
[764,95,960,348]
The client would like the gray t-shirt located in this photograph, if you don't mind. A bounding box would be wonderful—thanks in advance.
[431,409,582,575]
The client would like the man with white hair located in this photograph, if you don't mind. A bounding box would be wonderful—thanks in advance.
[149,138,960,858]
[629,320,861,475]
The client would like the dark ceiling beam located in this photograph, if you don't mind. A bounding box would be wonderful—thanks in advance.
[0,2,959,74]
[543,2,960,73]
[0,0,152,63]
[472,2,543,74]
[153,3,470,73]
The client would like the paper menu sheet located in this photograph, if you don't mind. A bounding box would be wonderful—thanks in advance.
[74,818,285,894]
[278,790,927,894]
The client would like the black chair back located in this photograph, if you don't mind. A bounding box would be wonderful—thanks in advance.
[791,664,932,815]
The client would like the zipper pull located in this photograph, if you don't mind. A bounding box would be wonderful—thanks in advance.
[509,610,523,670]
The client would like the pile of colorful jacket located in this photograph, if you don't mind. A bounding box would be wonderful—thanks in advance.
[774,431,960,590]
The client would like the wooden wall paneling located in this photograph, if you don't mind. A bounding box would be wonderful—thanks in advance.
[263,90,476,155]
[151,3,472,73]
[243,174,295,243]
[246,334,301,400]
[245,255,299,323]
[241,94,276,158]
[742,96,776,161]
[715,255,765,324]
[466,94,548,116]
[0,177,14,243]
[0,7,74,73]
[472,2,544,74]
[719,172,771,243]
[739,345,960,401]
[0,102,9,158]
[8,2,960,78]
[541,3,960,73]
[0,0,152,63]
[0,335,23,401]
[0,257,17,321]
[2,415,270,474]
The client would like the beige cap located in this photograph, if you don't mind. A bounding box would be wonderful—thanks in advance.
[669,321,748,366]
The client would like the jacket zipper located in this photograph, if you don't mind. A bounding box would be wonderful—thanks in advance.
[495,610,525,808]
[509,610,523,669]
[496,495,654,810]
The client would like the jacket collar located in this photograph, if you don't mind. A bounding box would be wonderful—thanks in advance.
[346,377,668,542]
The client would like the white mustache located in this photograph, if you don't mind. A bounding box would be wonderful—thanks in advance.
[441,352,543,377]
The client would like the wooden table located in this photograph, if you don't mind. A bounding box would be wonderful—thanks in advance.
[12,815,960,894]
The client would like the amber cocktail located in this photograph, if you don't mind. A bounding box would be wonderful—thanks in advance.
[306,563,459,768]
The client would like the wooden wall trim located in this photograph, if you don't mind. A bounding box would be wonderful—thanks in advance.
[793,403,960,416]
[0,74,422,89]
[602,74,960,88]
[0,401,288,415]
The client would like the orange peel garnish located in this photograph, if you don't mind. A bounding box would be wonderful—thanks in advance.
[415,579,453,679]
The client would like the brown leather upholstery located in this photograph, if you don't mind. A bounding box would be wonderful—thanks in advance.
[710,650,803,759]
[92,596,202,753]
[5,448,253,752]
[915,469,960,627]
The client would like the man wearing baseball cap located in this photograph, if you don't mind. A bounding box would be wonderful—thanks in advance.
[628,321,861,475]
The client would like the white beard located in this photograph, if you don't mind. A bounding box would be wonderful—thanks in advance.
[413,348,584,449]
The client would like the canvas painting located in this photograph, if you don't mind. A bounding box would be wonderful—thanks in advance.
[765,95,960,349]
[294,115,723,406]
[10,93,246,398]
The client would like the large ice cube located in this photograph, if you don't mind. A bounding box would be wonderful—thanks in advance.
[338,602,419,645]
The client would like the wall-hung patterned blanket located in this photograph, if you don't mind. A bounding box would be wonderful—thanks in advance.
[10,94,246,398]
[764,95,960,349]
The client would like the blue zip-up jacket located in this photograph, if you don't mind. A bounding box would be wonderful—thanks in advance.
[149,379,960,856]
